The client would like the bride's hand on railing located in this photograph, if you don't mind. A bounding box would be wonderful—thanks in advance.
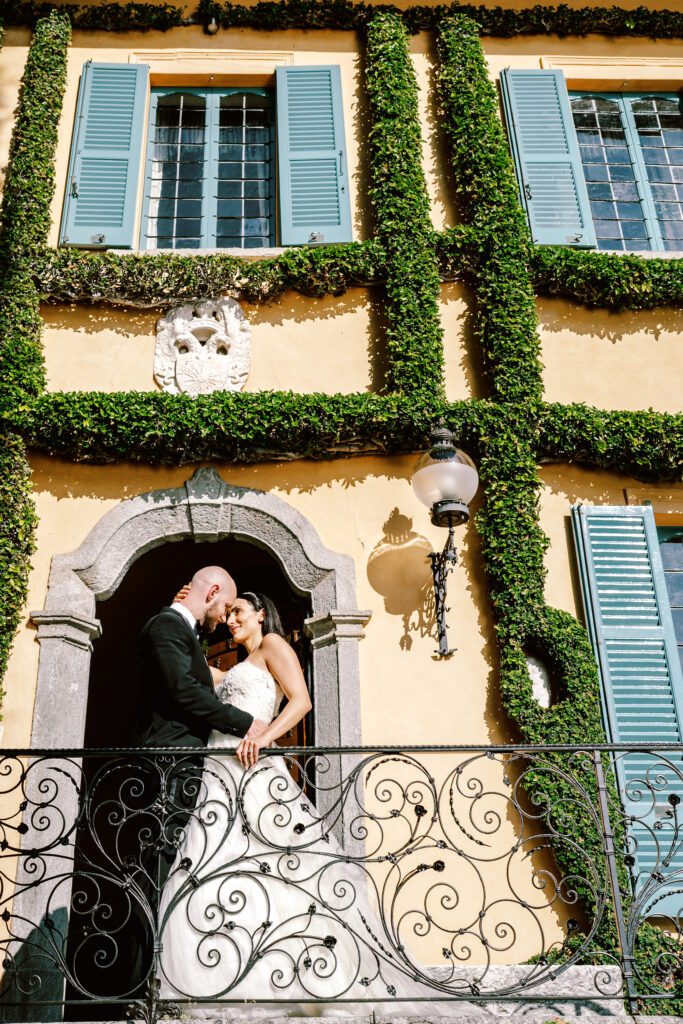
[173,583,191,603]
[237,730,276,768]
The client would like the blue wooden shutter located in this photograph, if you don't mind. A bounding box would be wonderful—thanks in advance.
[572,504,683,916]
[276,66,352,245]
[500,69,596,248]
[60,62,149,248]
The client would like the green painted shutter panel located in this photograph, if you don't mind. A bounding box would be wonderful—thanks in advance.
[276,66,352,245]
[60,62,149,248]
[500,69,596,248]
[572,504,683,917]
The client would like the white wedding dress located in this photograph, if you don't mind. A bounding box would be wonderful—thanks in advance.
[157,660,445,1018]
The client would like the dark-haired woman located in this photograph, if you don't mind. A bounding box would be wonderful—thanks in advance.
[158,590,436,1017]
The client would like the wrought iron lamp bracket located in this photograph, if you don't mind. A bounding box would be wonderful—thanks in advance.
[429,518,459,658]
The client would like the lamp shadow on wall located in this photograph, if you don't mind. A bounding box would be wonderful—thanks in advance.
[367,507,436,651]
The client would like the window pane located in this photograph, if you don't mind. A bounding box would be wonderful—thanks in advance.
[571,95,651,251]
[213,91,274,249]
[144,89,274,249]
[144,92,206,249]
[630,95,683,251]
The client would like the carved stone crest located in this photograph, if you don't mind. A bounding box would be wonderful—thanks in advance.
[154,298,251,396]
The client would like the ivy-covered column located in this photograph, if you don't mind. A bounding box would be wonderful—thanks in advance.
[0,10,70,412]
[0,437,37,700]
[436,14,541,407]
[0,10,70,706]
[435,13,615,929]
[364,10,444,400]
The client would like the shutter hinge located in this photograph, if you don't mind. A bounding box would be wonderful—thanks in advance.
[308,232,325,244]
[91,233,106,245]
[70,178,79,199]
[524,183,532,200]
[568,233,583,244]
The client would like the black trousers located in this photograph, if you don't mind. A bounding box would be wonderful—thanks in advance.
[126,753,204,998]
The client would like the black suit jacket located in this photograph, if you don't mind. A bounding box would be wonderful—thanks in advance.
[136,607,253,748]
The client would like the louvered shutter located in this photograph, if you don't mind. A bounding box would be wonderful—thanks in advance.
[60,62,149,248]
[276,66,352,245]
[572,504,683,917]
[500,69,596,248]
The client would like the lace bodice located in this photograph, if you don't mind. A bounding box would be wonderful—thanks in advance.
[215,660,283,725]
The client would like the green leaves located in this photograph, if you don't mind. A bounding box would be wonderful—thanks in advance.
[533,245,683,311]
[365,11,444,398]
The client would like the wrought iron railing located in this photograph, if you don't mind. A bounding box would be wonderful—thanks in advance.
[0,744,683,1022]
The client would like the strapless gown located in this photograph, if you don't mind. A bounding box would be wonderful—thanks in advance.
[157,660,443,1018]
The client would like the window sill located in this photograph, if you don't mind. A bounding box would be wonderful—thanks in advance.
[599,250,683,259]
[112,247,288,258]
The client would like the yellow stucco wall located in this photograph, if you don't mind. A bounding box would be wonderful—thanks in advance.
[484,32,683,81]
[42,289,377,394]
[539,299,683,414]
[41,283,479,398]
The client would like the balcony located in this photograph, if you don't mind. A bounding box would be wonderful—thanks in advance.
[0,744,681,1022]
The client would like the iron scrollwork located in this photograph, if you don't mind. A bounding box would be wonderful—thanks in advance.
[0,745,682,1021]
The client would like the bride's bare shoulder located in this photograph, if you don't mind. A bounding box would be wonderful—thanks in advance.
[259,632,289,653]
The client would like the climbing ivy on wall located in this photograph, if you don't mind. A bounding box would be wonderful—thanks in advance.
[0,1,683,1009]
[7,0,683,36]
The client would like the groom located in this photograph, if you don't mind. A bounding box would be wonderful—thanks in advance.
[130,565,267,990]
[137,564,266,753]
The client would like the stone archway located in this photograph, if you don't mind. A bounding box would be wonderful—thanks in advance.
[30,466,371,814]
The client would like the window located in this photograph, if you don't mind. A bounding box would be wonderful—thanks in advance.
[142,88,275,250]
[572,504,683,917]
[500,68,683,252]
[60,62,352,251]
[571,93,683,252]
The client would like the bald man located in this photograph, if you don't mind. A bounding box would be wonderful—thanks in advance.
[137,565,267,749]
[130,567,267,989]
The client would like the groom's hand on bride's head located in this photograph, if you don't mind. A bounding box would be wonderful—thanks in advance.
[173,583,191,603]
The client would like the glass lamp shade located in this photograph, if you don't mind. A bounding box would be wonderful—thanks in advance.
[412,447,479,524]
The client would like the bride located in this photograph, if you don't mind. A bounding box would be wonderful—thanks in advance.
[157,589,445,1018]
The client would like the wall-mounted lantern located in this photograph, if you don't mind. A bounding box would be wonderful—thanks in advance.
[412,421,479,658]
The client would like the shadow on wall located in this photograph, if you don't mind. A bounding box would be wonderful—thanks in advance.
[28,452,419,502]
[41,288,379,334]
[537,297,683,344]
[367,507,436,651]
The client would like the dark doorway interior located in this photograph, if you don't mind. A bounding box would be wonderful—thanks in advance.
[64,539,312,1019]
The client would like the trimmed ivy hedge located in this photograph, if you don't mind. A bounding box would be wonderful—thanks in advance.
[0,10,68,414]
[436,16,541,406]
[365,12,444,396]
[8,392,482,463]
[7,0,683,38]
[1,4,683,1010]
[32,240,389,306]
[533,246,683,310]
[0,437,37,706]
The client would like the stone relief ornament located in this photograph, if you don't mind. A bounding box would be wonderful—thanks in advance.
[154,298,251,396]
